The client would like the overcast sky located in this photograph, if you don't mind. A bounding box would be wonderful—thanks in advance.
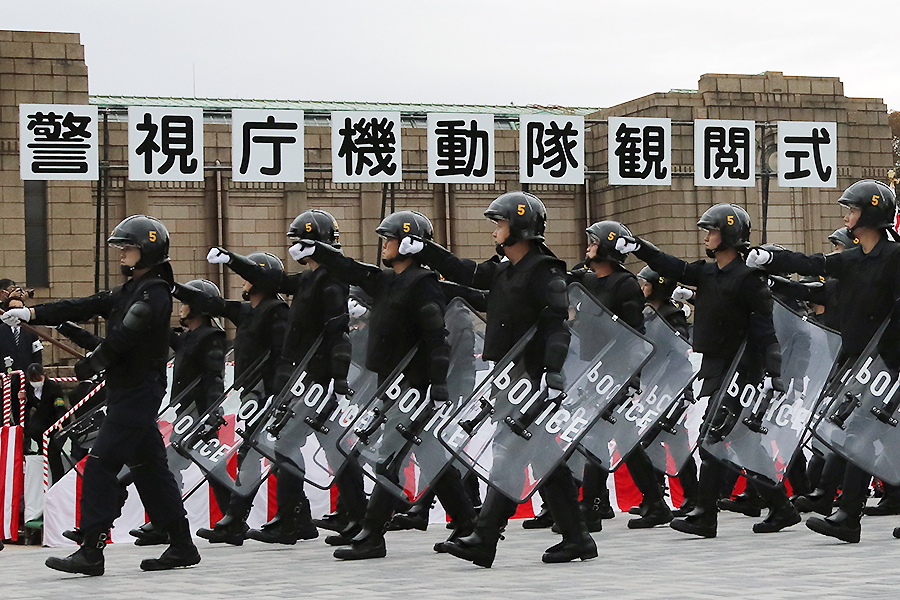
[6,0,897,111]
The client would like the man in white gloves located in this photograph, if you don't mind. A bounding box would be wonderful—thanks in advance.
[614,203,795,539]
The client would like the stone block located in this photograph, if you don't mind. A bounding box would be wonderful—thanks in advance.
[64,44,84,60]
[11,31,50,43]
[810,79,836,95]
[32,43,67,60]
[1,42,33,59]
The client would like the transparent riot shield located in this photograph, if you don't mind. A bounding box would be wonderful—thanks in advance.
[438,283,655,503]
[337,298,488,502]
[582,306,700,472]
[173,351,275,497]
[701,300,841,485]
[643,382,706,477]
[245,324,378,490]
[813,318,900,485]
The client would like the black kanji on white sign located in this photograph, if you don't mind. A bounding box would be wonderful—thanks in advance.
[520,115,584,184]
[128,107,204,181]
[694,120,755,187]
[608,117,671,186]
[232,109,304,182]
[332,112,401,182]
[427,113,494,183]
[777,121,837,188]
[19,104,98,180]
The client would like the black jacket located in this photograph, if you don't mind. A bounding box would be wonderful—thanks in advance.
[310,245,450,389]
[170,323,225,414]
[31,269,173,426]
[569,267,645,333]
[172,286,288,397]
[227,258,350,387]
[419,243,570,380]
[768,236,900,363]
[634,245,778,393]
[25,378,66,440]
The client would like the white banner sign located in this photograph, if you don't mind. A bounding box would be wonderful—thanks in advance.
[427,113,494,183]
[694,119,756,187]
[231,109,304,182]
[608,116,672,186]
[520,115,584,184]
[128,106,204,181]
[332,111,401,182]
[777,121,837,188]
[19,104,98,180]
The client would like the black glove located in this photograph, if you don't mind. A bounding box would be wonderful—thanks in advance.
[74,356,97,381]
[333,378,350,396]
[430,383,449,405]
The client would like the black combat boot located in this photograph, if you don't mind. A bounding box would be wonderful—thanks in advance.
[312,510,349,533]
[387,501,430,531]
[140,518,201,571]
[444,489,515,568]
[864,483,900,516]
[46,531,107,576]
[130,522,169,546]
[806,509,861,543]
[522,504,554,529]
[753,498,802,533]
[628,498,674,529]
[62,528,85,544]
[196,507,250,546]
[248,501,319,544]
[333,486,395,560]
[794,489,835,516]
[718,490,764,518]
[670,507,717,538]
[325,520,362,546]
[542,497,597,564]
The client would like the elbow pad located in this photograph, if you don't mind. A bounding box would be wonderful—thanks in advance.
[544,329,571,374]
[765,342,782,378]
[123,300,154,333]
[546,276,568,313]
[416,300,445,333]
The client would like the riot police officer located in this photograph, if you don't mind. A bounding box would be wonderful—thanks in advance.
[3,215,201,575]
[617,203,795,538]
[131,279,228,546]
[570,221,672,529]
[747,179,900,543]
[637,266,699,517]
[206,209,356,544]
[404,192,594,567]
[176,251,289,545]
[294,210,476,560]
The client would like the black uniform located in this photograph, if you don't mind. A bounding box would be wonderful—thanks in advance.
[227,257,359,533]
[173,284,288,528]
[30,267,187,536]
[768,238,900,526]
[418,243,583,565]
[569,267,656,524]
[633,244,788,524]
[310,244,476,556]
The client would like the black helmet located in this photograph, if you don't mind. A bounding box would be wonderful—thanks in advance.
[484,191,547,245]
[181,279,221,323]
[107,215,170,269]
[244,251,283,296]
[828,227,860,250]
[837,180,897,232]
[288,209,340,247]
[638,265,677,300]
[585,221,632,265]
[376,210,434,241]
[697,203,751,255]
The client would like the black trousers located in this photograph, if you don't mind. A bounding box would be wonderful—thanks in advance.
[80,421,186,534]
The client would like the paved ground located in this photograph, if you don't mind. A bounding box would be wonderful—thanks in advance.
[2,510,899,599]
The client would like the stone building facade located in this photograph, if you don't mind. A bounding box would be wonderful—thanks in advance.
[0,30,894,365]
